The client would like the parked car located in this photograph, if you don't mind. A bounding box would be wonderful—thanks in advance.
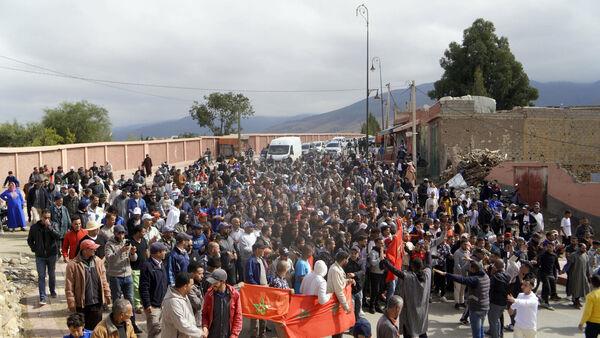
[267,137,302,162]
[325,141,343,156]
[301,143,313,155]
[312,141,325,154]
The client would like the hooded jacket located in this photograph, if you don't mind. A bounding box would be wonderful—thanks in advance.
[160,287,204,338]
[300,260,331,304]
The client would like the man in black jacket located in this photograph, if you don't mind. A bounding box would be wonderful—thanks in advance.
[538,240,560,310]
[344,245,365,321]
[139,242,169,338]
[488,259,511,338]
[27,209,61,306]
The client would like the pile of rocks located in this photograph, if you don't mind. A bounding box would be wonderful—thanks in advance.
[442,148,507,186]
[0,264,26,337]
[1,255,37,288]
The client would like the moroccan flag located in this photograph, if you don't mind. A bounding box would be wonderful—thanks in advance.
[283,285,355,338]
[240,284,291,322]
[385,219,404,282]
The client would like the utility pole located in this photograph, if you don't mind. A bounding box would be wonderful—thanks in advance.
[411,80,417,166]
[386,83,391,129]
[237,110,241,156]
[356,4,369,157]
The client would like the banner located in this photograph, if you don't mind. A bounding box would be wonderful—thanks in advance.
[240,284,291,321]
[241,284,355,338]
[283,285,355,338]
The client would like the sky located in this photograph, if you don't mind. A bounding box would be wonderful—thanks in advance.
[0,0,599,125]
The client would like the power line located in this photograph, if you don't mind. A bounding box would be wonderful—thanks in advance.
[0,57,193,102]
[414,86,600,150]
[0,55,364,93]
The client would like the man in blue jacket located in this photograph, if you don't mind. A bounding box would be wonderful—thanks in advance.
[139,242,169,338]
[168,232,192,285]
[126,189,147,221]
[245,242,270,338]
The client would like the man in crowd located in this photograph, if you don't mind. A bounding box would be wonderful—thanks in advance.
[161,272,205,337]
[376,295,404,338]
[65,239,112,330]
[91,299,136,338]
[27,208,61,305]
[139,241,169,338]
[104,224,142,333]
[202,268,243,338]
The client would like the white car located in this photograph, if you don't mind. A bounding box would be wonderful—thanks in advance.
[313,141,325,154]
[301,143,313,155]
[325,141,343,156]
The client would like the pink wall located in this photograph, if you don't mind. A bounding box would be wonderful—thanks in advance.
[0,133,360,185]
[487,162,600,217]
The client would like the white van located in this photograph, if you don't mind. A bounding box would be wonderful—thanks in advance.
[267,137,302,161]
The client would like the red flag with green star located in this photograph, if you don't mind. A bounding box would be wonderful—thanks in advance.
[240,284,291,322]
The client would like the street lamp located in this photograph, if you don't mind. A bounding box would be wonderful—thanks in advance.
[356,4,369,156]
[371,56,384,129]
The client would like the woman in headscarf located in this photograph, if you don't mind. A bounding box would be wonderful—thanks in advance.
[0,181,27,231]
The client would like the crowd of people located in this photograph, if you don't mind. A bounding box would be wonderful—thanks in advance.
[1,146,599,338]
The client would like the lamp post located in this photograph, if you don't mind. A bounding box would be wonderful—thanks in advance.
[370,56,384,130]
[356,4,369,156]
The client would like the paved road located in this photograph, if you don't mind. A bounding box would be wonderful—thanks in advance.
[0,231,584,337]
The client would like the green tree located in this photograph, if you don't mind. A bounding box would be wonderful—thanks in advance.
[0,121,71,147]
[189,92,255,136]
[28,124,65,146]
[42,100,112,143]
[428,18,538,110]
[360,113,381,136]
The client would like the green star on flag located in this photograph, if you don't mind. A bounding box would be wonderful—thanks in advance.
[253,296,270,315]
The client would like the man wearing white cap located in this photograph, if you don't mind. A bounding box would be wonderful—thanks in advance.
[142,213,161,244]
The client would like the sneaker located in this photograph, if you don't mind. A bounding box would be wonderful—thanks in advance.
[441,296,448,303]
[505,324,514,332]
[39,299,47,306]
[550,295,561,301]
[541,303,555,311]
[454,303,461,310]
[460,318,469,325]
[50,293,57,298]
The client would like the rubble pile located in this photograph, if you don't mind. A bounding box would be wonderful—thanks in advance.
[0,255,36,338]
[441,148,506,186]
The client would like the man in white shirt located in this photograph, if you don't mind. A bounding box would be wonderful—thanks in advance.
[165,199,181,230]
[560,210,572,244]
[508,277,539,338]
[531,204,544,233]
[239,221,258,274]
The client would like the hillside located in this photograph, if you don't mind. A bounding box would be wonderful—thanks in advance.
[263,83,435,133]
[112,114,309,140]
[112,80,600,137]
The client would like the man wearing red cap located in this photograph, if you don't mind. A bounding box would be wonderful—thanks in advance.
[65,239,112,331]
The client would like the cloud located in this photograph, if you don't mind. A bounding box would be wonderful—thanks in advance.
[0,0,598,125]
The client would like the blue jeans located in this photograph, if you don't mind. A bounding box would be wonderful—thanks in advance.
[386,278,397,300]
[109,276,134,304]
[469,310,487,338]
[35,255,57,301]
[353,290,363,321]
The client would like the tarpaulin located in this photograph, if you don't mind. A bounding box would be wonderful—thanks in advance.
[240,284,355,338]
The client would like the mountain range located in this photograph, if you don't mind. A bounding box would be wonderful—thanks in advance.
[112,80,600,139]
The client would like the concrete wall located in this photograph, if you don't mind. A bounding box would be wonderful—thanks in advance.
[0,133,361,184]
[487,162,600,222]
